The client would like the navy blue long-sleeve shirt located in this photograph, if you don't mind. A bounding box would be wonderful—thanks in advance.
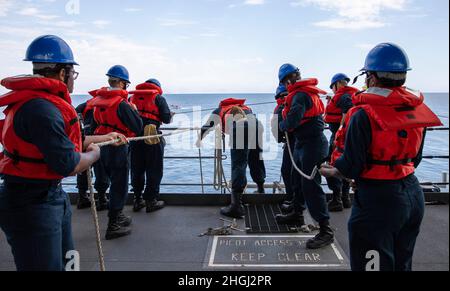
[91,101,143,136]
[76,102,95,135]
[334,109,426,181]
[335,93,354,114]
[279,92,325,140]
[4,99,81,183]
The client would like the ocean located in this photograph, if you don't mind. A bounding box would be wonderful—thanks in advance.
[62,92,449,194]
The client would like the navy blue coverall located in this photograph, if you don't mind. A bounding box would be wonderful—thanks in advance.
[130,95,172,202]
[274,102,296,201]
[201,108,266,193]
[279,92,330,224]
[334,109,426,271]
[91,102,143,218]
[0,99,81,271]
[326,93,354,194]
[75,102,110,195]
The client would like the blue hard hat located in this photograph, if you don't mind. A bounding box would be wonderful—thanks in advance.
[146,78,161,88]
[107,65,130,83]
[362,43,411,72]
[278,63,299,83]
[276,84,287,96]
[330,73,350,89]
[24,35,78,65]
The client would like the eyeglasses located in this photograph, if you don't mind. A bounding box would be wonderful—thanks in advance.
[68,69,79,80]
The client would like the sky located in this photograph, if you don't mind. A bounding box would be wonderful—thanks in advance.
[0,0,448,94]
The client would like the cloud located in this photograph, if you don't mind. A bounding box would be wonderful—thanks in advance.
[292,0,408,30]
[244,0,265,5]
[124,8,142,12]
[92,20,111,29]
[229,0,265,8]
[0,0,14,17]
[158,19,197,27]
[17,6,59,20]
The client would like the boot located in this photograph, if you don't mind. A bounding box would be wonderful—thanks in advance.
[253,183,265,194]
[105,216,132,240]
[221,192,245,219]
[328,191,344,212]
[133,197,146,212]
[306,221,334,249]
[146,199,166,213]
[342,191,352,209]
[133,192,145,212]
[117,211,132,227]
[96,192,109,212]
[276,211,305,225]
[280,203,294,214]
[77,190,91,209]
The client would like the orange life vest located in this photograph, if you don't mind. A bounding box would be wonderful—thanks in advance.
[332,87,442,180]
[0,76,82,180]
[218,98,251,133]
[282,79,326,131]
[129,82,163,122]
[90,88,136,138]
[324,86,359,124]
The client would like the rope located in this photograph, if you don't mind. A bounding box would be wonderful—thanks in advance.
[198,132,205,194]
[95,129,192,147]
[176,101,277,115]
[285,133,319,181]
[86,168,106,271]
[212,127,231,193]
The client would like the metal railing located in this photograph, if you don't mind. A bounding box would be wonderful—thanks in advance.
[62,125,449,196]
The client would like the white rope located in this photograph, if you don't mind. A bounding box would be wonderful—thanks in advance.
[212,127,231,193]
[95,129,192,147]
[285,133,319,181]
[86,167,106,271]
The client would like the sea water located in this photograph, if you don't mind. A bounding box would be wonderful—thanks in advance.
[63,93,449,194]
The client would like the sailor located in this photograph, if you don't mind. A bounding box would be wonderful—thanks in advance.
[75,90,110,211]
[129,79,173,213]
[271,84,296,211]
[0,35,127,271]
[90,65,143,240]
[320,43,442,271]
[197,98,266,218]
[324,73,359,212]
[275,64,335,249]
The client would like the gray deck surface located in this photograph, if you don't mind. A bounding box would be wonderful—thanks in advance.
[0,204,448,271]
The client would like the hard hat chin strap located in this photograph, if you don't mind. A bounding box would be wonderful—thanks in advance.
[352,71,367,85]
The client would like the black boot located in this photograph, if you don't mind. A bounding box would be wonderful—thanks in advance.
[96,192,109,212]
[117,211,132,227]
[328,191,344,212]
[342,191,352,209]
[105,216,132,240]
[133,198,146,212]
[133,192,145,212]
[221,192,245,219]
[306,221,334,249]
[77,190,91,209]
[276,211,305,225]
[146,199,166,213]
[254,183,265,194]
[280,203,294,214]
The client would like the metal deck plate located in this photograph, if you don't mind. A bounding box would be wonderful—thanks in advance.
[205,235,350,270]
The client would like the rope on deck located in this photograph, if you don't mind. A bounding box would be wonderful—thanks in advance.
[87,167,106,271]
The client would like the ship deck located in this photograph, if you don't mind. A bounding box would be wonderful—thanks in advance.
[0,201,448,271]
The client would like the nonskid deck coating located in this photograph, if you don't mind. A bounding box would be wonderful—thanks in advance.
[0,205,448,271]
